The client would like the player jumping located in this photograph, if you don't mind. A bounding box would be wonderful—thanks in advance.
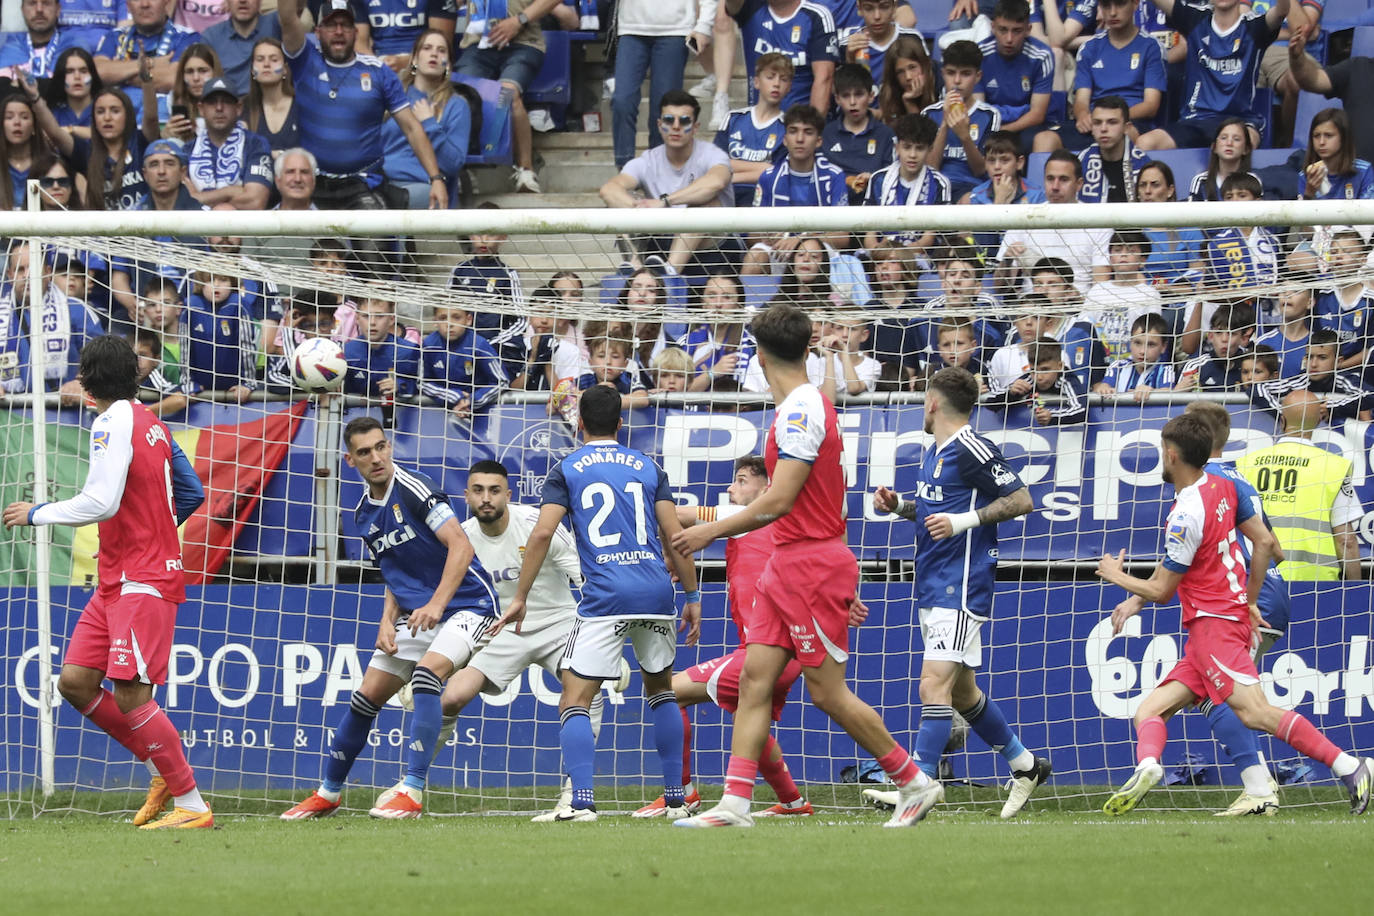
[634,456,812,819]
[4,335,210,829]
[870,366,1051,819]
[1097,412,1373,816]
[671,304,941,828]
[492,385,702,822]
[282,416,499,820]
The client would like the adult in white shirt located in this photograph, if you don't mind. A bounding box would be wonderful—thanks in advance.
[995,149,1111,296]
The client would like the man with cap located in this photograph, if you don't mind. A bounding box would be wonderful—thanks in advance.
[92,0,201,97]
[279,0,447,212]
[132,139,206,213]
[187,77,274,210]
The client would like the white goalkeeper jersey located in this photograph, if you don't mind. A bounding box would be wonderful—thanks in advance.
[462,503,582,628]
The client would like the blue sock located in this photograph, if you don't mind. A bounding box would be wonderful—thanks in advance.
[648,691,685,806]
[961,694,1029,767]
[913,705,954,779]
[404,667,444,791]
[560,706,596,809]
[323,693,381,793]
[1205,700,1262,770]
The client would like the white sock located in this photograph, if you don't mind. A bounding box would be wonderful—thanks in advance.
[174,787,209,813]
[717,794,750,816]
[682,780,695,796]
[1331,752,1359,778]
[1007,749,1035,773]
[1138,756,1159,769]
[1240,764,1273,796]
[317,786,341,803]
[145,759,159,778]
[781,797,806,809]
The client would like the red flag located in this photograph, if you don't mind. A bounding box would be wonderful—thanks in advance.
[181,400,310,584]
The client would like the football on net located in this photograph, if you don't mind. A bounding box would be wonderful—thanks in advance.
[292,338,348,393]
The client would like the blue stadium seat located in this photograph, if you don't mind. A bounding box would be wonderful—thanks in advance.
[1046,90,1068,127]
[453,75,513,166]
[1353,26,1374,57]
[907,0,956,34]
[1323,0,1374,30]
[526,30,571,107]
[1293,91,1342,148]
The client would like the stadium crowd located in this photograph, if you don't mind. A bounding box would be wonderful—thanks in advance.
[0,0,1372,428]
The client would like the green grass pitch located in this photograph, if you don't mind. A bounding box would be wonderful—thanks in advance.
[2,787,1369,915]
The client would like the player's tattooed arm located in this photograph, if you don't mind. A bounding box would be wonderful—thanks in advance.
[976,487,1033,526]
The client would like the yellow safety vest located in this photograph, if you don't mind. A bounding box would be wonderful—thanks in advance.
[1236,438,1352,581]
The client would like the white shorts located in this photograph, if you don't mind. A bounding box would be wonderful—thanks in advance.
[560,615,677,681]
[919,606,985,669]
[469,615,574,695]
[368,610,492,679]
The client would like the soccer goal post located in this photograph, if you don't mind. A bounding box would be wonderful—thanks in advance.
[4,198,1374,819]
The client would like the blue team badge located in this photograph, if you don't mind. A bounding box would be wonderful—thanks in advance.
[1130,53,1140,69]
[486,278,497,292]
[785,410,807,436]
[465,360,474,375]
[933,457,943,478]
[867,138,876,155]
[1232,38,1240,52]
[791,25,801,42]
[361,72,372,92]
[220,319,231,337]
[92,429,109,455]
[969,123,980,140]
[1347,184,1355,199]
[393,503,404,524]
[1021,76,1030,92]
[766,132,777,147]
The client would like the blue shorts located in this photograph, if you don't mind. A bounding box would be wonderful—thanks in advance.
[1166,115,1261,149]
[455,43,545,92]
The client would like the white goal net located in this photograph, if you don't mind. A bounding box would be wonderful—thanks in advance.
[4,199,1374,818]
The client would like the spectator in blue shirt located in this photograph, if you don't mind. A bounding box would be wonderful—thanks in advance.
[731,0,840,113]
[185,77,273,209]
[0,94,47,211]
[32,81,160,216]
[0,0,83,79]
[840,0,924,88]
[714,51,790,207]
[1133,161,1206,298]
[1314,228,1374,373]
[1137,0,1287,151]
[242,37,299,155]
[1300,108,1374,201]
[743,104,849,275]
[1075,96,1151,204]
[344,297,423,399]
[59,0,123,38]
[822,62,895,204]
[420,303,509,418]
[976,0,1054,149]
[279,0,447,212]
[201,0,282,97]
[1255,286,1314,379]
[363,0,457,63]
[41,47,103,136]
[187,269,258,401]
[92,0,203,105]
[1033,0,1166,152]
[862,112,948,253]
[577,330,650,406]
[923,40,1000,202]
[382,29,469,209]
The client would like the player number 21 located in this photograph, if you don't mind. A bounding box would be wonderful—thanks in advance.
[582,480,648,548]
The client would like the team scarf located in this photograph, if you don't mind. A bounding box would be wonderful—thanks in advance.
[872,163,941,208]
[23,30,64,78]
[1207,226,1273,290]
[0,283,21,391]
[465,0,510,48]
[571,0,598,29]
[189,125,247,191]
[116,22,181,59]
[36,285,74,383]
[1078,137,1147,204]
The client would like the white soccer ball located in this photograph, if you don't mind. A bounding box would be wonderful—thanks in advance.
[292,337,347,393]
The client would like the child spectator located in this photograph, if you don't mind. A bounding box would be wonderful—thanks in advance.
[186,269,257,402]
[1078,230,1163,364]
[842,0,925,88]
[649,346,695,397]
[305,238,360,340]
[1301,109,1374,201]
[1075,96,1150,204]
[1001,286,1103,390]
[545,270,589,384]
[419,304,508,419]
[577,328,649,408]
[1239,345,1280,388]
[132,327,192,416]
[137,275,192,384]
[919,240,1007,357]
[1201,173,1279,295]
[747,104,848,272]
[1135,162,1207,296]
[1255,286,1314,378]
[922,40,1000,202]
[926,318,987,387]
[1094,312,1176,400]
[977,0,1055,147]
[733,0,840,114]
[1033,0,1167,152]
[1176,303,1256,391]
[1313,228,1373,374]
[961,130,1044,206]
[985,336,1088,425]
[448,204,528,380]
[1137,0,1286,151]
[809,313,881,401]
[618,267,675,371]
[1187,118,1259,202]
[861,112,948,252]
[681,272,750,392]
[1250,328,1374,421]
[343,297,422,400]
[877,34,937,125]
[715,51,792,208]
[986,293,1059,392]
[767,235,834,311]
[265,290,342,393]
[865,242,921,389]
[824,63,897,204]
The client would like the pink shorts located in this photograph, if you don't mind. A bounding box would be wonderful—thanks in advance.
[684,648,802,720]
[1162,615,1260,705]
[64,590,178,685]
[747,538,857,668]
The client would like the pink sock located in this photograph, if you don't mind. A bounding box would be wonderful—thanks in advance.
[680,708,692,786]
[724,755,758,801]
[79,690,145,760]
[1136,716,1167,764]
[876,744,920,788]
[757,736,801,804]
[125,700,196,796]
[1277,711,1341,768]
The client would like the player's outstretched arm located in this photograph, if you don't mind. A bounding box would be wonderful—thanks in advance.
[671,459,811,556]
[410,519,479,632]
[491,504,567,636]
[656,500,701,646]
[1096,550,1184,619]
